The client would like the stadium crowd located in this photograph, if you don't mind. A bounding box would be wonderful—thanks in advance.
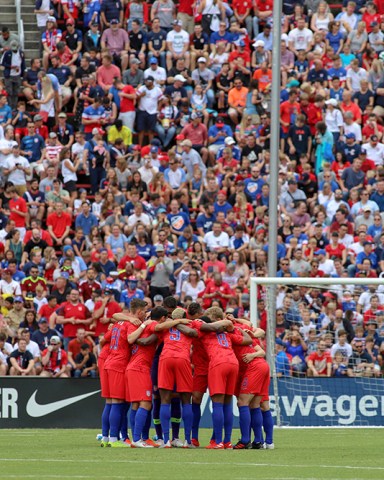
[0,0,384,386]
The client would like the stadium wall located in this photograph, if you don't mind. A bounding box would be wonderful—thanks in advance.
[0,378,383,428]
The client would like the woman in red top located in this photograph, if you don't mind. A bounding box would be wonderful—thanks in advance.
[362,2,381,33]
[233,193,254,221]
[325,231,347,264]
[331,151,350,182]
[149,172,171,205]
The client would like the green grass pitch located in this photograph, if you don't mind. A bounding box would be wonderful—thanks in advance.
[0,428,383,480]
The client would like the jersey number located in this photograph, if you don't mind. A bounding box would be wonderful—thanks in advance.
[132,344,138,355]
[110,328,121,351]
[169,328,181,341]
[216,333,229,347]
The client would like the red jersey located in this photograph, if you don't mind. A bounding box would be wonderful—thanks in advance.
[192,330,209,375]
[46,212,72,239]
[202,260,226,274]
[104,322,131,373]
[21,276,47,294]
[9,197,27,227]
[42,348,68,372]
[126,322,158,372]
[38,303,58,321]
[120,85,136,113]
[363,307,384,324]
[194,323,240,368]
[280,100,301,134]
[118,254,147,271]
[93,300,122,336]
[79,279,102,302]
[307,351,332,375]
[231,328,266,376]
[68,337,94,359]
[325,242,346,259]
[159,320,200,361]
[307,103,323,135]
[23,229,53,246]
[98,329,112,361]
[255,0,273,13]
[233,0,252,15]
[57,302,91,338]
[202,281,233,309]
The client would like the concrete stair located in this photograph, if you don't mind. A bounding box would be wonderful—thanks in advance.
[21,0,41,61]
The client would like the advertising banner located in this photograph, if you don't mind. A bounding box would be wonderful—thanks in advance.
[1,378,383,428]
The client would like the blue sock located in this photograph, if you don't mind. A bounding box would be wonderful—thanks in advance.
[133,407,148,442]
[182,403,193,444]
[160,403,171,443]
[223,402,233,444]
[250,407,263,444]
[153,397,163,439]
[238,406,251,444]
[192,403,201,440]
[129,408,137,439]
[262,410,274,445]
[171,398,181,440]
[120,402,130,440]
[142,409,152,441]
[109,403,123,438]
[101,403,111,437]
[212,402,224,444]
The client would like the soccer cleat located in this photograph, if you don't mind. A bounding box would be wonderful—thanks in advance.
[233,441,251,450]
[171,438,184,448]
[252,442,264,450]
[131,439,154,448]
[109,440,129,448]
[154,439,165,447]
[191,438,200,447]
[224,442,233,449]
[159,440,172,448]
[182,440,196,448]
[144,438,160,448]
[205,441,224,449]
[100,441,109,448]
[123,439,132,446]
[265,443,275,449]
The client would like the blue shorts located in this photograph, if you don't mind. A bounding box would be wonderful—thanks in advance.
[136,110,157,132]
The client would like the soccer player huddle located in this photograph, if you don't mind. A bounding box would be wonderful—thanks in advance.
[98,297,274,450]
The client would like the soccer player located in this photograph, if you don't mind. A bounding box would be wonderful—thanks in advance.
[229,323,270,449]
[157,307,200,448]
[151,296,183,447]
[197,307,252,449]
[127,306,191,447]
[98,327,112,447]
[187,302,210,447]
[103,300,146,447]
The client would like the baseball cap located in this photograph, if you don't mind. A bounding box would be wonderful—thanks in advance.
[218,189,227,196]
[238,40,245,47]
[38,318,48,324]
[49,132,57,138]
[150,146,159,154]
[63,245,73,254]
[288,179,297,185]
[47,16,56,22]
[224,136,235,145]
[173,19,183,26]
[181,139,192,147]
[363,240,373,245]
[371,134,379,141]
[131,58,140,64]
[149,57,158,64]
[174,74,186,82]
[14,296,24,302]
[145,75,155,82]
[58,112,67,118]
[158,207,167,213]
[104,287,114,295]
[197,57,207,63]
[175,134,185,141]
[314,249,326,256]
[50,335,61,345]
[345,133,356,139]
[254,40,265,48]
[33,114,43,122]
[66,18,75,25]
[363,206,372,212]
[154,294,164,302]
[325,98,338,107]
[156,244,165,252]
[110,19,119,24]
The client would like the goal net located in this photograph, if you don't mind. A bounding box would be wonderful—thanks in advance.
[250,277,384,427]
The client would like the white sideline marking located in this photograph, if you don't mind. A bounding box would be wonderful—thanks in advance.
[0,458,383,471]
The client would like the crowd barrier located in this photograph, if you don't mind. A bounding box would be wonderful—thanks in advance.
[1,378,383,428]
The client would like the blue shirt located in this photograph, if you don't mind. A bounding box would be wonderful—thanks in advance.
[0,105,12,124]
[20,134,45,163]
[210,31,234,46]
[276,351,291,376]
[136,244,154,262]
[84,0,101,26]
[167,212,190,233]
[120,288,145,307]
[208,125,233,146]
[75,213,99,235]
[356,251,378,269]
[196,213,216,233]
[100,0,123,22]
[214,201,232,216]
[370,192,384,212]
[328,67,347,81]
[243,177,265,201]
[177,234,198,250]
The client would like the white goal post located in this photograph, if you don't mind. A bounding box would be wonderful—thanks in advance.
[249,277,384,428]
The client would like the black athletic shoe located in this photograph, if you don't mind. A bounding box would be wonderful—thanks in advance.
[233,441,247,449]
[252,442,264,449]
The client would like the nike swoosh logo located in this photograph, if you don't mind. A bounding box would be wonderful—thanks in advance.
[26,389,101,417]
